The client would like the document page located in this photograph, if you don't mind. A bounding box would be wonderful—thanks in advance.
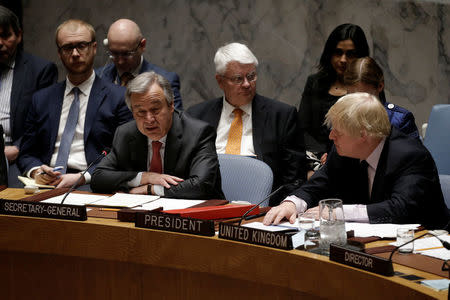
[135,198,205,211]
[89,193,160,208]
[42,194,108,205]
[344,223,420,238]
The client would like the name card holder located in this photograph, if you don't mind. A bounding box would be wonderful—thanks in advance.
[135,211,215,236]
[329,244,394,276]
[218,222,293,250]
[0,199,87,221]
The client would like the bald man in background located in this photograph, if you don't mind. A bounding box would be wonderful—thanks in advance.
[97,19,183,109]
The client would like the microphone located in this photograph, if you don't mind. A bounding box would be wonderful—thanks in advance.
[388,231,450,261]
[60,149,109,204]
[238,180,302,226]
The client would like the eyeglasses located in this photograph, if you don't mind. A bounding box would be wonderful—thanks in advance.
[332,48,357,59]
[58,40,95,56]
[107,40,142,59]
[221,71,257,85]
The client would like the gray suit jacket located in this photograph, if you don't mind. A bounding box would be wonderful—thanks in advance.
[91,110,224,199]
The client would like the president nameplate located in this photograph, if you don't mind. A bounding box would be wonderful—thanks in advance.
[135,212,215,236]
[0,199,87,221]
[329,244,394,276]
[219,223,293,250]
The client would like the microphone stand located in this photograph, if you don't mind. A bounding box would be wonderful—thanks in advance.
[238,180,301,226]
[388,231,450,261]
[60,150,108,204]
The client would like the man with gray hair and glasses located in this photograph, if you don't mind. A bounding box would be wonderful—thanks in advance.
[187,42,307,206]
[91,71,224,200]
[98,19,183,109]
[264,93,449,230]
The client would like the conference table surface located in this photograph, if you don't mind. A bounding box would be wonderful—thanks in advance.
[0,188,447,299]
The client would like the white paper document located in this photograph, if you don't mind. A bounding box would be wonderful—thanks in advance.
[90,193,159,208]
[389,235,450,260]
[344,223,420,238]
[41,194,108,206]
[243,221,299,232]
[135,198,205,211]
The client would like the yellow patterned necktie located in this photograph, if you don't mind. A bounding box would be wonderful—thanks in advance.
[225,108,243,154]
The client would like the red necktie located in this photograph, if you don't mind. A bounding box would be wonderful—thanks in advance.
[149,141,162,173]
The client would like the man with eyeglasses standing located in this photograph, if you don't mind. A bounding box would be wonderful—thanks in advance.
[187,42,307,206]
[98,19,183,110]
[17,19,132,189]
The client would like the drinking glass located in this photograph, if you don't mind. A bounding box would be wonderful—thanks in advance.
[304,229,320,251]
[319,198,347,254]
[397,228,414,254]
[298,212,315,232]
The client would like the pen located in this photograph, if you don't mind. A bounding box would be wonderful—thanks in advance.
[38,166,64,175]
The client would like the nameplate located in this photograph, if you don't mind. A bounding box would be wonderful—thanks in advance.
[218,223,293,250]
[0,199,87,221]
[329,244,394,276]
[135,212,215,236]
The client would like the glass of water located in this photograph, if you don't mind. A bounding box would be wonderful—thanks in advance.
[319,198,347,254]
[298,212,315,232]
[397,228,414,254]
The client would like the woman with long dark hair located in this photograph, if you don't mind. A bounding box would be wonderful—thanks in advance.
[299,24,369,159]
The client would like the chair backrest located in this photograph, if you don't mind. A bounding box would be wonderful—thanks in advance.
[440,174,450,210]
[0,125,8,187]
[423,104,450,175]
[218,154,273,207]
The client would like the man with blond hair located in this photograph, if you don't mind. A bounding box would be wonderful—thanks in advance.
[18,19,132,189]
[264,92,449,229]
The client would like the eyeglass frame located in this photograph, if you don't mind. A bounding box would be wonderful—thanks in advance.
[58,40,96,56]
[220,71,257,85]
[107,39,143,59]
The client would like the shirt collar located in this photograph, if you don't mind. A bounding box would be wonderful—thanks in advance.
[222,96,252,116]
[65,71,95,97]
[365,137,386,170]
[148,135,167,145]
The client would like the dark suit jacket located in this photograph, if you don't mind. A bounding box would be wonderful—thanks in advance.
[17,75,133,175]
[293,128,450,229]
[97,58,183,110]
[10,50,58,147]
[91,110,224,200]
[187,94,307,206]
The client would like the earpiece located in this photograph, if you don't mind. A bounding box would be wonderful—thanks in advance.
[103,38,108,46]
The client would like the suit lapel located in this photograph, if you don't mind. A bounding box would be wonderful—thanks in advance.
[84,76,106,142]
[252,94,266,157]
[164,111,183,173]
[129,124,149,170]
[49,82,67,150]
[370,136,390,203]
[10,51,26,125]
[205,98,222,129]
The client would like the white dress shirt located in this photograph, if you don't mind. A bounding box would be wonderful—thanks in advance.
[284,138,386,222]
[0,58,15,143]
[128,136,167,196]
[28,71,95,182]
[215,97,255,156]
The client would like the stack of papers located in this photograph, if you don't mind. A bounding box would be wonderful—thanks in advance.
[135,198,205,211]
[345,223,420,238]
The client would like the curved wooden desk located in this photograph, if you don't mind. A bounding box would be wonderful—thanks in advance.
[0,189,446,299]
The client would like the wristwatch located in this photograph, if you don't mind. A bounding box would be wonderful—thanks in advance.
[147,184,152,195]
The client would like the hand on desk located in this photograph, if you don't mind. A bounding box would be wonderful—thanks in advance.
[263,201,297,225]
[140,172,184,188]
[33,164,85,188]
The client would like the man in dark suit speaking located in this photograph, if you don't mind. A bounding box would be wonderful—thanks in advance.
[91,72,224,200]
[187,42,307,206]
[18,19,132,189]
[97,19,183,110]
[264,92,449,229]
